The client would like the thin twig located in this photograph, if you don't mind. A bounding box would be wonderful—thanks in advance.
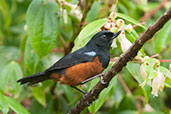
[136,96,145,113]
[69,7,171,114]
[113,0,118,13]
[133,22,145,29]
[139,0,169,23]
[58,34,68,49]
[117,74,132,95]
[159,59,171,62]
[51,48,64,53]
[110,58,143,63]
[150,54,159,58]
[17,53,24,64]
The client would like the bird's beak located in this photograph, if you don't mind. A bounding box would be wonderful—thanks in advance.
[112,30,121,39]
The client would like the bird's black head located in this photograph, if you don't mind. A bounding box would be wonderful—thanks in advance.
[86,30,121,49]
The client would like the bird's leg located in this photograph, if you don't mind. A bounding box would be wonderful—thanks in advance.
[79,73,105,85]
[72,86,87,94]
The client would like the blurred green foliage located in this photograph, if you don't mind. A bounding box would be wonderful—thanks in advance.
[0,0,171,114]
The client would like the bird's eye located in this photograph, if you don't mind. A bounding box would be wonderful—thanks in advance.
[101,35,107,39]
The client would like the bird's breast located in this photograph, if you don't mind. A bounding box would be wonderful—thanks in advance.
[50,56,104,86]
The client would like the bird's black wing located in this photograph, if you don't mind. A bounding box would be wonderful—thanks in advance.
[45,48,96,72]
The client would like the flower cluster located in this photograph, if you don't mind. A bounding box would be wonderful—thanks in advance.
[59,0,82,22]
[100,12,133,52]
[139,57,167,96]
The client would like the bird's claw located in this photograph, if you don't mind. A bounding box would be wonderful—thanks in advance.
[100,76,107,84]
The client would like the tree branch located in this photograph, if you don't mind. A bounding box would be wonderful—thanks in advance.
[68,7,171,114]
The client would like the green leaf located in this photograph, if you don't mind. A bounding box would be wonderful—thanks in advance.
[30,94,56,114]
[142,85,151,103]
[126,63,151,102]
[0,61,23,95]
[160,66,171,88]
[0,91,9,114]
[117,110,139,114]
[125,30,145,56]
[73,18,108,51]
[85,1,100,22]
[119,93,137,110]
[116,13,146,29]
[126,63,143,83]
[0,0,11,28]
[0,65,10,92]
[109,77,124,107]
[143,111,165,114]
[88,77,117,113]
[0,46,20,62]
[9,61,23,95]
[125,30,137,43]
[87,78,100,92]
[61,85,75,103]
[5,96,30,114]
[153,20,171,53]
[24,38,39,75]
[26,0,59,58]
[20,36,27,53]
[32,87,46,107]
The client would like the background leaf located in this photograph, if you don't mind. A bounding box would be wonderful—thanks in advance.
[0,91,9,114]
[73,18,108,51]
[32,87,46,107]
[24,38,39,75]
[85,1,100,22]
[0,61,23,95]
[160,66,171,88]
[153,20,171,53]
[117,13,146,29]
[126,63,151,102]
[88,77,117,113]
[5,96,30,114]
[26,0,59,58]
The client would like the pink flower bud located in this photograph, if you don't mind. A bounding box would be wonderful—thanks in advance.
[109,12,117,21]
[109,22,118,33]
[116,19,125,27]
[103,22,111,30]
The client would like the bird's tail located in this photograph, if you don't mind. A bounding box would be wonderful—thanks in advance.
[17,72,50,86]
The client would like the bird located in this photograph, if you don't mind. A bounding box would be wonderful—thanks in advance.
[17,30,121,94]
